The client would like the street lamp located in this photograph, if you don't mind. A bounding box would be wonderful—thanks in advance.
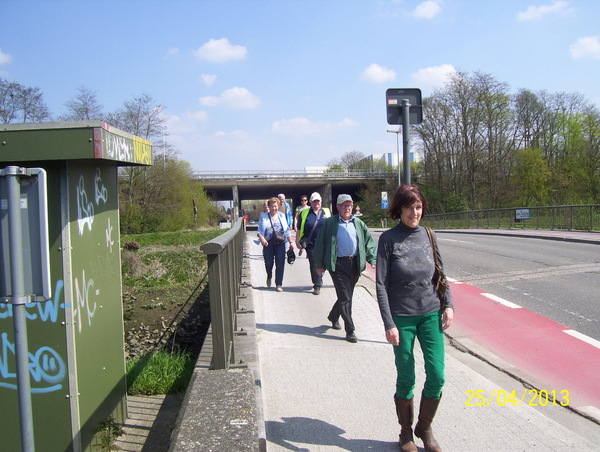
[387,127,401,186]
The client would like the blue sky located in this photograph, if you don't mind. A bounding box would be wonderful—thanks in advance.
[1,0,599,172]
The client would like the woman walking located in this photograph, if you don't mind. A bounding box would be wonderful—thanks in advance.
[375,185,454,452]
[257,197,294,292]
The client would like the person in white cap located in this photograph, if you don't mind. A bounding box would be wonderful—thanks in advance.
[313,194,377,342]
[296,192,331,295]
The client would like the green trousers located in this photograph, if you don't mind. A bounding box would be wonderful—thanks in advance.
[393,311,445,399]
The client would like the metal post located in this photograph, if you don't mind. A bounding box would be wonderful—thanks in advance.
[402,99,411,185]
[396,131,400,186]
[386,128,401,186]
[5,166,36,452]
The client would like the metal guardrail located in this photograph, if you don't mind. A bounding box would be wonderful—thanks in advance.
[200,219,246,369]
[421,204,600,232]
[192,170,392,180]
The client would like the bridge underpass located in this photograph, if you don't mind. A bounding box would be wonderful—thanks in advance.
[194,170,390,220]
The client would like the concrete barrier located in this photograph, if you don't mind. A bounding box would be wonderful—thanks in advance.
[168,257,265,451]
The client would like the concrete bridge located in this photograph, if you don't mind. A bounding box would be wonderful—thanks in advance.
[193,170,390,218]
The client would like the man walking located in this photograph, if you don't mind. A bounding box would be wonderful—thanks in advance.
[314,194,377,343]
[278,193,293,229]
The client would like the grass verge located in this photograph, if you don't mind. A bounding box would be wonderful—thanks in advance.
[121,228,226,395]
[126,350,195,395]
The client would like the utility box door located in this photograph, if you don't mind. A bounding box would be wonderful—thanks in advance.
[0,168,51,301]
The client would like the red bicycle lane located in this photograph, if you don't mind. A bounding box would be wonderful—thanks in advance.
[361,265,600,419]
[447,281,600,417]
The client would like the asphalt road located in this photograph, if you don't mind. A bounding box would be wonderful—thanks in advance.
[434,231,600,342]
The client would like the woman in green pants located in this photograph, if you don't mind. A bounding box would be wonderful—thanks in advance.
[375,184,454,452]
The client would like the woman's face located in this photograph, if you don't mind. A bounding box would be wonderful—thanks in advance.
[269,201,279,215]
[400,200,422,228]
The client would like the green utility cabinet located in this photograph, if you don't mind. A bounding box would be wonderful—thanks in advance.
[0,121,152,451]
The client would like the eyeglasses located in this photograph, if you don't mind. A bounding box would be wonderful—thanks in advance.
[339,204,353,209]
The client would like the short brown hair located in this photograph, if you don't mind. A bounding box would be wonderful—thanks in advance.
[268,197,279,208]
[388,185,428,220]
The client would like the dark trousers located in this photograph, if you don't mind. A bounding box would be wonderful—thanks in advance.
[306,245,322,288]
[263,238,286,286]
[328,257,360,333]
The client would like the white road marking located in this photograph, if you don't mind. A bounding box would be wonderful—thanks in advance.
[563,329,600,350]
[481,293,522,309]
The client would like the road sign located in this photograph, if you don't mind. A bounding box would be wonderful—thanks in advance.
[386,88,422,125]
[381,191,388,209]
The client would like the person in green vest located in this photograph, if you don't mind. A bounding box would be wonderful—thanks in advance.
[293,194,310,232]
[295,192,330,295]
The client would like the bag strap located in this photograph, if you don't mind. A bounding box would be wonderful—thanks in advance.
[268,214,280,233]
[426,227,443,291]
[425,227,439,267]
[304,209,322,243]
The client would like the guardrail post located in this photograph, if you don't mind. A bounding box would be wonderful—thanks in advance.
[201,220,245,370]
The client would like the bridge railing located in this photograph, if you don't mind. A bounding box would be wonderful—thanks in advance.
[200,218,246,369]
[421,204,600,232]
[193,169,392,180]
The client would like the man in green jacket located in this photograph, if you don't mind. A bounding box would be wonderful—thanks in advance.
[314,194,377,343]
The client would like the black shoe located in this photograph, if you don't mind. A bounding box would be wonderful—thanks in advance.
[346,332,358,343]
[313,286,320,295]
[328,317,341,330]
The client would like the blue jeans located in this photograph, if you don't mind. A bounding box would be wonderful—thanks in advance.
[263,237,286,286]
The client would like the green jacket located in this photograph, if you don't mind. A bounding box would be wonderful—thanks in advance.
[313,214,377,273]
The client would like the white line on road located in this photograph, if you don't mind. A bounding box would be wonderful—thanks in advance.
[563,329,600,350]
[481,293,522,309]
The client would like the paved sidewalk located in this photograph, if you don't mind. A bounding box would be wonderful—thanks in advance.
[247,234,600,452]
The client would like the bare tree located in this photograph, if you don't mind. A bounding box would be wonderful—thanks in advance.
[327,150,367,170]
[0,78,51,123]
[59,85,104,120]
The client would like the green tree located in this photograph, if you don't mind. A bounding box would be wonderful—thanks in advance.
[513,148,550,206]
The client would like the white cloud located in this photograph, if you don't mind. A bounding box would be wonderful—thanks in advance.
[411,64,456,92]
[411,0,442,19]
[360,63,396,84]
[199,74,217,86]
[570,36,600,60]
[164,111,208,134]
[271,117,359,136]
[0,48,13,65]
[199,87,260,109]
[166,47,179,58]
[194,38,247,63]
[517,1,571,21]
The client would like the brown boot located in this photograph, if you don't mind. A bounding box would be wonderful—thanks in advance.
[414,394,442,452]
[394,395,417,452]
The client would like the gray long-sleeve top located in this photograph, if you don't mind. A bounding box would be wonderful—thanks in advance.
[375,222,454,331]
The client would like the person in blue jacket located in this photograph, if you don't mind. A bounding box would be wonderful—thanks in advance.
[257,197,294,292]
[278,193,293,228]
